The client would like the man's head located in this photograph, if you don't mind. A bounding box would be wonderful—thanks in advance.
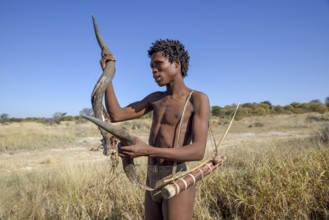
[148,39,190,78]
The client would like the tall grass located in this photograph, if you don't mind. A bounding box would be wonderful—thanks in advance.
[1,136,327,219]
[196,135,329,219]
[0,161,145,219]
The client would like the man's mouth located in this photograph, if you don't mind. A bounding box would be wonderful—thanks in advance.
[154,76,161,82]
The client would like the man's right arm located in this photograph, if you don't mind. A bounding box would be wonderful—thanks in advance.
[101,52,163,122]
[100,53,146,122]
[105,83,160,122]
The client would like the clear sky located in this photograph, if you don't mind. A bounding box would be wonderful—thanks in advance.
[1,0,328,118]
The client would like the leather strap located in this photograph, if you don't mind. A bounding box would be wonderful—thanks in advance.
[171,90,194,181]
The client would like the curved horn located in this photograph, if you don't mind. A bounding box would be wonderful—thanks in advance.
[92,15,111,54]
[86,16,148,188]
[89,16,116,156]
[83,115,136,146]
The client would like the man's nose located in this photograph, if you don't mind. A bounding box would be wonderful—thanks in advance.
[152,68,158,74]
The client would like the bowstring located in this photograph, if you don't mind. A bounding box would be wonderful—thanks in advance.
[209,103,240,157]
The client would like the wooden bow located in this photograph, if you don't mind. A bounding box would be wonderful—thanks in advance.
[160,103,239,199]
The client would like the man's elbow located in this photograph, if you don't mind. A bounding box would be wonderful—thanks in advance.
[105,106,123,122]
[108,113,124,123]
[194,150,205,161]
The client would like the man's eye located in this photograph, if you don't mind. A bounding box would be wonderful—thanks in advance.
[151,61,162,69]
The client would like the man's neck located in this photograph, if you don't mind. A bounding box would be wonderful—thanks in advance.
[165,79,190,97]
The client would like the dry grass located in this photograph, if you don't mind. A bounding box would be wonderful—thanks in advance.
[196,138,328,219]
[0,161,144,219]
[0,114,328,219]
[0,121,100,152]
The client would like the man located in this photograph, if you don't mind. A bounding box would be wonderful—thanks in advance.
[101,39,209,220]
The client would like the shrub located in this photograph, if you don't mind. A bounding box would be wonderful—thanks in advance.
[312,123,329,145]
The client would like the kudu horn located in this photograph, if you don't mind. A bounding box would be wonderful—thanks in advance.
[82,16,149,188]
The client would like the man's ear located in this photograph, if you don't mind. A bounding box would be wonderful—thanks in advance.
[174,60,180,68]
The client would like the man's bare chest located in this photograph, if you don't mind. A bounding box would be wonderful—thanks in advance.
[152,96,193,126]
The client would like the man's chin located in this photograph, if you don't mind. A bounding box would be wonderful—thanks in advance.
[156,82,166,87]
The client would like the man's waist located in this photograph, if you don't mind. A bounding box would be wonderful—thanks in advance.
[148,157,184,166]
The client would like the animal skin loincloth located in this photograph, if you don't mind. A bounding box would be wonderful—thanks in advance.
[147,163,187,202]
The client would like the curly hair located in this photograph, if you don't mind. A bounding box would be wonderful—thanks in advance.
[147,39,190,78]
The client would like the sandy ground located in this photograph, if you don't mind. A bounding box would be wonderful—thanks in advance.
[0,127,310,173]
[0,137,106,173]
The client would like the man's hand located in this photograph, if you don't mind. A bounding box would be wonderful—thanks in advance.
[118,137,151,158]
[100,46,116,71]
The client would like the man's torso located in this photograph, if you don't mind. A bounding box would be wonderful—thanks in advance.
[148,91,194,165]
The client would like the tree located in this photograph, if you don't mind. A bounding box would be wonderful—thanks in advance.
[273,105,285,114]
[290,102,302,108]
[79,108,94,116]
[289,102,305,114]
[309,103,327,114]
[242,103,257,114]
[260,101,272,107]
[310,99,322,104]
[211,106,222,117]
[325,96,329,107]
[52,112,67,124]
[0,113,10,123]
[259,101,272,115]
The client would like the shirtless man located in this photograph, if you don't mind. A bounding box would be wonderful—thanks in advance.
[101,39,210,220]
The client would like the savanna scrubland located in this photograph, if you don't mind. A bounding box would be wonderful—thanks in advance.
[0,113,328,219]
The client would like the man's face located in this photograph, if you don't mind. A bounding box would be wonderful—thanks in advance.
[150,52,180,87]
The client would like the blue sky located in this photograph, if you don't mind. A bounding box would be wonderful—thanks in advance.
[1,0,328,118]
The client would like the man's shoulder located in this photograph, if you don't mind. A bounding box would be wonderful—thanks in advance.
[143,91,166,102]
[190,90,210,110]
[191,90,209,101]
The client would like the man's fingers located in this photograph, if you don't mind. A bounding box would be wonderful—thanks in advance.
[99,60,105,70]
[99,54,116,70]
[120,145,131,152]
[119,153,127,158]
[101,53,116,61]
[118,146,131,156]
